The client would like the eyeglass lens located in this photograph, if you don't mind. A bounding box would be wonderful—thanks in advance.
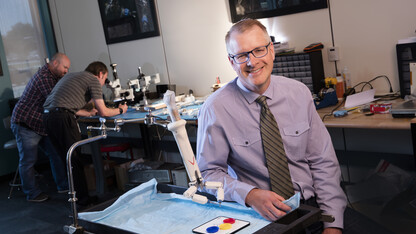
[233,44,270,64]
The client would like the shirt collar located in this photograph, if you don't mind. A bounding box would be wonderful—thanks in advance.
[236,77,275,104]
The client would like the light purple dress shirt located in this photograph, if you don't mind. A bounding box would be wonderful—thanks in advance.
[197,75,347,229]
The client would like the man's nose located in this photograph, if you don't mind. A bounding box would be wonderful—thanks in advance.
[246,53,256,66]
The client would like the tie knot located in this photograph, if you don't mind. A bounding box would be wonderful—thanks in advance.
[255,95,268,107]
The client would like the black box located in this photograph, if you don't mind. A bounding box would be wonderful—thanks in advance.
[273,50,325,95]
[396,42,416,98]
[156,84,176,98]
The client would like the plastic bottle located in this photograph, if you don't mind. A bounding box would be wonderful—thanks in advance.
[335,75,345,98]
[342,66,352,89]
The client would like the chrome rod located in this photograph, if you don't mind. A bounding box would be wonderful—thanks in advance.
[66,134,107,227]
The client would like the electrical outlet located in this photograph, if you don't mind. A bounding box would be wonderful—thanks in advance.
[328,47,339,62]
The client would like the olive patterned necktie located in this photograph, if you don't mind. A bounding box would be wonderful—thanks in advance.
[256,95,294,199]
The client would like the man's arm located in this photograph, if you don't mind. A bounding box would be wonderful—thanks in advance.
[306,95,347,230]
[245,188,291,221]
[323,227,342,234]
[197,103,254,205]
[92,98,127,117]
[75,108,98,117]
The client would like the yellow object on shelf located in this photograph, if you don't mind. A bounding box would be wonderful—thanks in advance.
[324,77,337,88]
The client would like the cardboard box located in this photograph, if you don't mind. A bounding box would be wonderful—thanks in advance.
[127,162,182,185]
[84,164,96,191]
[171,168,189,188]
[84,160,116,191]
[114,158,144,191]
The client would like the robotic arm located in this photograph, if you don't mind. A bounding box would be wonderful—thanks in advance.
[163,90,224,205]
[113,90,223,205]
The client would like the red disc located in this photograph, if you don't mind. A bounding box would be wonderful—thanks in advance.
[223,218,235,224]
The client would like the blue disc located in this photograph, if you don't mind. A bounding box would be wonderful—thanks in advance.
[206,226,219,233]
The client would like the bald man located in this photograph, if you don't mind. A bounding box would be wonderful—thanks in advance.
[11,53,71,202]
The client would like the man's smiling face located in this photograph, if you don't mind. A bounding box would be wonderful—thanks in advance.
[227,26,275,95]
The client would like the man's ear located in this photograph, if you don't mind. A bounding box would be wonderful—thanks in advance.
[50,59,58,68]
[269,42,275,61]
[228,56,234,65]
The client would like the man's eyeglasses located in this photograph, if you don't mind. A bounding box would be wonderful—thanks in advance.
[229,42,272,64]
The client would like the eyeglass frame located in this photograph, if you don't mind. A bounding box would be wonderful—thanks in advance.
[228,42,272,64]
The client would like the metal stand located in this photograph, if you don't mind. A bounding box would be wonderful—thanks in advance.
[8,164,21,199]
[64,118,120,234]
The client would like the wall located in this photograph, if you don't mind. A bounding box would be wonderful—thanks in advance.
[48,0,416,96]
[48,0,169,98]
[329,0,416,93]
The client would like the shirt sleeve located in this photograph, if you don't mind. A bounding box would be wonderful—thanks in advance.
[306,95,347,229]
[196,102,256,206]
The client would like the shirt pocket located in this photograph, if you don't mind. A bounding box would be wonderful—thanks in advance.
[281,122,310,159]
[232,134,261,147]
[231,134,263,166]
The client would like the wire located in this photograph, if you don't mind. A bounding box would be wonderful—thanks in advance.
[321,97,346,121]
[351,75,394,93]
[327,0,338,75]
[351,81,373,92]
[367,75,393,93]
[154,1,171,85]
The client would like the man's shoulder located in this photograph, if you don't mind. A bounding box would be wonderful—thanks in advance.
[204,80,237,106]
[66,71,91,79]
[271,75,310,93]
[272,75,305,86]
[59,71,94,85]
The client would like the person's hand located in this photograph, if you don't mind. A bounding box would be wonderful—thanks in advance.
[118,103,128,113]
[89,108,98,117]
[245,188,291,221]
[322,227,342,234]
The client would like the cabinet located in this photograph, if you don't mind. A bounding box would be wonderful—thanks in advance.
[272,50,325,94]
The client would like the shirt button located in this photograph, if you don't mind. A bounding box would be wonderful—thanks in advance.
[245,141,249,145]
[295,131,299,134]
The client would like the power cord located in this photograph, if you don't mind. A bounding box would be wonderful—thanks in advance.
[351,75,393,93]
[355,82,373,92]
[367,75,393,93]
[321,98,346,121]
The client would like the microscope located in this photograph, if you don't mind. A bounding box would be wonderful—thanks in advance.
[136,66,160,107]
[105,63,135,104]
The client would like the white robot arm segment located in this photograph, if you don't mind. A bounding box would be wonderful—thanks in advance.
[163,90,223,205]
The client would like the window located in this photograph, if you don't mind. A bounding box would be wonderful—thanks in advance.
[0,0,54,97]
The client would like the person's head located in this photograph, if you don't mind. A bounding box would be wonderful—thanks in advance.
[85,61,108,86]
[225,19,274,94]
[48,53,70,78]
